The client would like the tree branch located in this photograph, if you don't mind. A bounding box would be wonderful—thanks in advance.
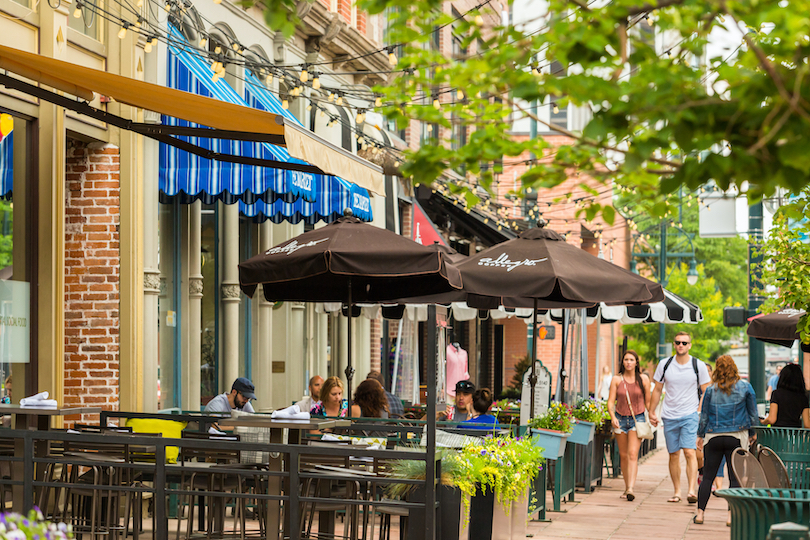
[626,0,687,16]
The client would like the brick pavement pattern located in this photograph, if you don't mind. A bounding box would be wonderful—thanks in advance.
[527,448,731,540]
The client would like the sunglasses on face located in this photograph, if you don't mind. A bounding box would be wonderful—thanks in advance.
[674,340,690,346]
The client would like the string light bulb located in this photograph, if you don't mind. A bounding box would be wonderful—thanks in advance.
[199,36,207,48]
[552,102,560,114]
[433,98,441,109]
[299,68,309,82]
[265,72,273,86]
[150,36,158,47]
[144,38,153,53]
[312,75,320,90]
[282,99,289,110]
[214,46,222,54]
[134,17,142,27]
[118,23,129,40]
[328,93,335,103]
[73,2,82,18]
[136,0,143,6]
[375,97,382,107]
[387,47,397,66]
[164,1,171,12]
[474,14,484,26]
[457,89,464,100]
[306,103,312,111]
[356,110,366,124]
[336,95,344,106]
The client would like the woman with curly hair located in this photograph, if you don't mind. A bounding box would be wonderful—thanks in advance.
[694,355,758,525]
[350,378,389,418]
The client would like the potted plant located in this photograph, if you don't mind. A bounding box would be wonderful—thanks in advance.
[452,436,545,540]
[528,401,573,459]
[569,397,602,445]
[386,436,544,540]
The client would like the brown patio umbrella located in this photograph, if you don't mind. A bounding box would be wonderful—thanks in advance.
[238,213,463,393]
[747,309,810,352]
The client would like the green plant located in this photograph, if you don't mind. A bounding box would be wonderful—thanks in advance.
[509,355,532,391]
[0,508,73,540]
[449,436,544,518]
[385,450,464,499]
[528,401,573,433]
[571,397,607,425]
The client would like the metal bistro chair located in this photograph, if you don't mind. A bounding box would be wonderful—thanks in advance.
[730,448,770,488]
[174,431,246,540]
[758,446,792,489]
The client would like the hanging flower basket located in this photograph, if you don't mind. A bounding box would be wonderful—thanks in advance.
[530,428,569,459]
[568,419,595,446]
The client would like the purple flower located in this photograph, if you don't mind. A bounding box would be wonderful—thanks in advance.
[480,450,487,455]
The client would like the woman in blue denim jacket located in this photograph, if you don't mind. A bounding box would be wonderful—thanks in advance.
[693,355,758,525]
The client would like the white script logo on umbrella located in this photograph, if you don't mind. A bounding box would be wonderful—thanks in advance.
[477,253,547,272]
[266,238,329,256]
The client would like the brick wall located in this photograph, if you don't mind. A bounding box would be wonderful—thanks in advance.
[64,140,121,423]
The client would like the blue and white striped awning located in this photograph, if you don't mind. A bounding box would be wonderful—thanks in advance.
[240,71,373,222]
[0,128,11,200]
[159,26,319,205]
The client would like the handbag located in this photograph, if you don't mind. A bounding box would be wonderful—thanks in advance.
[624,381,654,440]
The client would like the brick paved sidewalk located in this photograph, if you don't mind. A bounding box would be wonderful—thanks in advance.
[526,448,732,540]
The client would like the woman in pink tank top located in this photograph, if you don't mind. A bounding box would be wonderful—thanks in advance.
[607,350,651,502]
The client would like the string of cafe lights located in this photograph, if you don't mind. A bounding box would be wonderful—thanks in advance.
[76,0,750,230]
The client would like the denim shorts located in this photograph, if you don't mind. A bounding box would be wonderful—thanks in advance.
[614,412,647,434]
[662,412,699,452]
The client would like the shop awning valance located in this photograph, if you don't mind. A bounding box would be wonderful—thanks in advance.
[240,177,372,223]
[0,43,383,194]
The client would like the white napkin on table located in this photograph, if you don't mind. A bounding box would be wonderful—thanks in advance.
[271,405,310,420]
[20,392,58,408]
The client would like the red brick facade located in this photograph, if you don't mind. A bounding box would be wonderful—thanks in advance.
[64,141,121,419]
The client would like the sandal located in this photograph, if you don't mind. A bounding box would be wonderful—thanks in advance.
[667,495,682,503]
[692,516,704,525]
[626,491,635,501]
[687,494,698,504]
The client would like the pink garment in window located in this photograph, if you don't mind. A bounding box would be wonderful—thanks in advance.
[446,344,469,398]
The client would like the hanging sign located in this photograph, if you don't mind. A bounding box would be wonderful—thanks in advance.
[520,360,551,425]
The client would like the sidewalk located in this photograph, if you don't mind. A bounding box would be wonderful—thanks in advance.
[526,448,732,540]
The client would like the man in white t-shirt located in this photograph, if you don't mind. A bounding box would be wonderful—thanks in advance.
[648,331,711,505]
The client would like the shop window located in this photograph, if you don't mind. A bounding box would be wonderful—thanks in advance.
[158,199,181,410]
[0,112,34,400]
[200,203,219,405]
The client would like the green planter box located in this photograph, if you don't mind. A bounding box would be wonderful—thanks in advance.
[568,420,595,446]
[716,488,810,540]
[530,428,569,459]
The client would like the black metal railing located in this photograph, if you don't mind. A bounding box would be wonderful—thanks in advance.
[0,429,439,540]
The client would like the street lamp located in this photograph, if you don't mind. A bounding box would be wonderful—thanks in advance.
[631,219,699,360]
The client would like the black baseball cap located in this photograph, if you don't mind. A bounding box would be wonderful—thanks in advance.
[232,377,257,400]
[455,380,475,394]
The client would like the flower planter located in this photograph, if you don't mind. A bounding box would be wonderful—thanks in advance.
[568,419,595,446]
[530,428,569,459]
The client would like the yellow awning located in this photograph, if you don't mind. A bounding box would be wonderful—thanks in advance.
[0,44,384,195]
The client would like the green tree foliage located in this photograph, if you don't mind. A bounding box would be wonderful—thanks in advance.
[343,0,810,221]
[623,263,736,367]
[0,200,12,271]
[758,188,810,345]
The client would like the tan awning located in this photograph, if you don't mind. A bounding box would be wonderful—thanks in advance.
[0,44,384,195]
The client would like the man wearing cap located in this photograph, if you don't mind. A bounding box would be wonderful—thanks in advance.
[204,377,257,414]
[438,380,476,421]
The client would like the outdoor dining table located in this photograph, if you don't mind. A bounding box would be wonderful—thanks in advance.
[0,404,103,512]
[218,416,350,538]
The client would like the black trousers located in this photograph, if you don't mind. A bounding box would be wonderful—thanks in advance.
[698,435,741,510]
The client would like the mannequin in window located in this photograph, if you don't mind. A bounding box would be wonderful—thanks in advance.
[446,341,469,400]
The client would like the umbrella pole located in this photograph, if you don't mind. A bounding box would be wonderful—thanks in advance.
[346,278,355,410]
[529,298,539,420]
[556,310,569,403]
